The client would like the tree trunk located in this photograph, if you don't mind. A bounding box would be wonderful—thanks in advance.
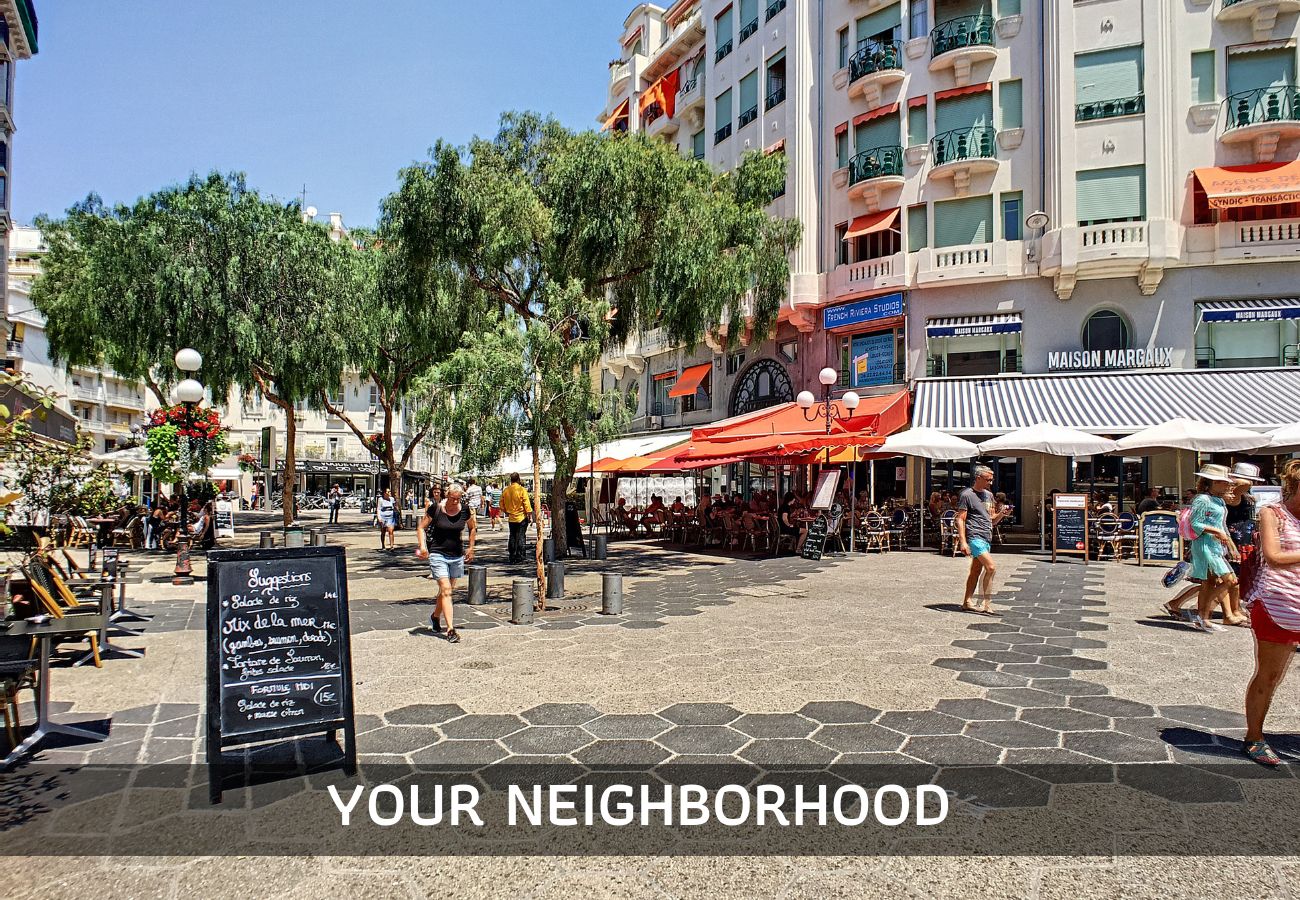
[388,459,404,528]
[281,405,297,526]
[550,472,571,559]
[532,445,545,607]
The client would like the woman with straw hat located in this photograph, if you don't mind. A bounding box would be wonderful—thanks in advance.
[1187,464,1241,633]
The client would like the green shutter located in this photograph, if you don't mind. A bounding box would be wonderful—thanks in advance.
[692,130,706,158]
[716,7,734,44]
[934,91,993,134]
[1074,46,1144,105]
[1226,47,1295,95]
[739,70,759,113]
[998,0,1021,14]
[836,131,848,167]
[1190,50,1215,104]
[933,195,994,247]
[907,103,927,144]
[740,0,758,25]
[1076,165,1146,225]
[855,2,901,43]
[715,88,733,125]
[907,205,928,252]
[998,79,1023,129]
[854,112,901,152]
[940,0,991,20]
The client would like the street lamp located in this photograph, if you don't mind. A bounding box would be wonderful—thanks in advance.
[172,348,205,585]
[798,366,860,552]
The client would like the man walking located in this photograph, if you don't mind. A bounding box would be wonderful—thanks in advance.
[501,473,533,564]
[465,477,483,520]
[328,483,343,525]
[956,465,1008,615]
[415,483,476,644]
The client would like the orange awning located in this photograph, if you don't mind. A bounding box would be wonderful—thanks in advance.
[835,121,849,136]
[907,95,927,108]
[934,82,991,101]
[668,363,711,398]
[843,209,900,240]
[852,102,900,127]
[639,66,682,119]
[604,99,630,132]
[1194,161,1300,209]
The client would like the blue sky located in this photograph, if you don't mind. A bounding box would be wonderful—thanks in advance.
[18,0,619,228]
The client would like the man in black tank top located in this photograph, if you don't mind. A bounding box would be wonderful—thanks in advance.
[416,483,477,643]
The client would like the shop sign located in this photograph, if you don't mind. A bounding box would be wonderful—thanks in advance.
[823,293,904,331]
[275,460,381,475]
[1046,347,1174,371]
[849,331,898,388]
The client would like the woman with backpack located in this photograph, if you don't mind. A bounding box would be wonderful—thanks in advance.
[1242,459,1300,766]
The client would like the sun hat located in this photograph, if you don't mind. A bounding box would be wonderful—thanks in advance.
[1231,462,1264,483]
[1194,463,1235,483]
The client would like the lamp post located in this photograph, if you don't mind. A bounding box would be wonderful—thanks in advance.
[797,366,860,552]
[172,348,205,586]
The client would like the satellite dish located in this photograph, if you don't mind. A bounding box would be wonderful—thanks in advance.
[305,206,318,219]
[1026,210,1050,230]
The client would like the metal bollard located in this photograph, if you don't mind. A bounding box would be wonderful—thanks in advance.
[511,578,535,625]
[284,527,305,549]
[467,566,487,606]
[593,535,608,560]
[601,573,623,615]
[543,538,555,562]
[311,531,328,547]
[259,531,274,549]
[545,562,565,600]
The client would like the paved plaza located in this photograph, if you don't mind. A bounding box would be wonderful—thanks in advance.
[5,512,1300,898]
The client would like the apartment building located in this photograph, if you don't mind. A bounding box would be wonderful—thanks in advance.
[0,0,36,305]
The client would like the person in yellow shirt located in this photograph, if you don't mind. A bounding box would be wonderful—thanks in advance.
[501,473,533,563]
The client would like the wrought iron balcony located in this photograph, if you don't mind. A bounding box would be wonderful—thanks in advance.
[1222,85,1300,133]
[715,39,733,63]
[766,0,787,21]
[738,104,758,127]
[931,125,997,166]
[1075,94,1145,121]
[714,122,732,144]
[765,86,786,110]
[848,146,904,185]
[740,18,759,43]
[931,14,994,59]
[849,40,902,85]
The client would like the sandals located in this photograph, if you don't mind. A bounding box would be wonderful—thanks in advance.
[1244,739,1282,767]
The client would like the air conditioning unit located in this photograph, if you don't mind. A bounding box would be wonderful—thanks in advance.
[648,415,663,430]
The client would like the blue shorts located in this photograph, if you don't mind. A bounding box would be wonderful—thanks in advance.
[968,537,992,559]
[429,554,465,581]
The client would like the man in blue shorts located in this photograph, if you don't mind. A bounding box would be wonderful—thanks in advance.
[956,465,1007,615]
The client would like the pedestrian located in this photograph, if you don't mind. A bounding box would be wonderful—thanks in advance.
[501,473,533,563]
[416,483,477,645]
[328,483,343,525]
[1136,487,1161,514]
[1187,464,1241,633]
[465,477,483,519]
[249,483,259,512]
[404,487,415,512]
[956,465,1008,615]
[376,488,397,552]
[1241,459,1300,766]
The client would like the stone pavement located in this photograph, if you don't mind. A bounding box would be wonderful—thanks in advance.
[4,511,1300,898]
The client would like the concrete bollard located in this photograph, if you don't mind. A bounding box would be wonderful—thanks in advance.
[545,562,565,600]
[467,566,487,606]
[601,573,624,616]
[259,531,274,549]
[543,538,555,563]
[593,535,608,560]
[511,578,535,625]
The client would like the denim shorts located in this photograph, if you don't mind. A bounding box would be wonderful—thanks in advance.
[429,554,465,581]
[968,537,992,559]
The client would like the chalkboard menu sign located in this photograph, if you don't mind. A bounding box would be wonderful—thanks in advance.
[1139,511,1182,566]
[802,515,829,561]
[205,546,356,803]
[1052,493,1089,562]
[215,500,235,538]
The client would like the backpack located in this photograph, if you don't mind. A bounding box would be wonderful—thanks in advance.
[1177,506,1197,542]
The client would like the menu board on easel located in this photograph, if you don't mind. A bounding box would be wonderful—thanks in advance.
[1052,493,1090,562]
[1139,511,1182,566]
[811,469,841,511]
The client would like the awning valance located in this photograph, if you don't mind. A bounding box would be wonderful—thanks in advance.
[1194,161,1300,209]
[575,430,694,474]
[668,363,711,398]
[934,82,992,101]
[603,99,631,132]
[852,102,900,127]
[926,313,1022,338]
[1199,299,1300,323]
[639,66,682,118]
[913,369,1300,436]
[844,208,900,240]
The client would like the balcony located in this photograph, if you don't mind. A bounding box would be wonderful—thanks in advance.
[105,392,145,412]
[643,102,679,138]
[766,0,787,20]
[929,126,998,190]
[715,39,733,63]
[643,9,705,83]
[4,339,20,354]
[830,253,907,299]
[847,40,903,103]
[738,104,758,128]
[1217,0,1300,40]
[929,15,996,85]
[69,385,101,403]
[766,86,786,110]
[1040,220,1171,299]
[609,60,632,94]
[678,74,706,127]
[915,241,1025,286]
[1075,94,1145,122]
[739,18,759,43]
[846,146,904,202]
[715,122,732,144]
[1185,216,1300,264]
[1220,87,1300,160]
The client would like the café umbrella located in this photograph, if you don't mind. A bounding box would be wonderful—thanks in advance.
[1115,417,1272,498]
[873,428,981,550]
[979,424,1120,551]
[1267,423,1300,455]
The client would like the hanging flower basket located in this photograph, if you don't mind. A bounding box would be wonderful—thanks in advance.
[237,452,259,473]
[145,404,230,484]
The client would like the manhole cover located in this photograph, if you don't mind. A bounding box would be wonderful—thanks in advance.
[460,660,496,670]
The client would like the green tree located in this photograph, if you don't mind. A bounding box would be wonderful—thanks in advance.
[393,112,799,563]
[31,173,353,524]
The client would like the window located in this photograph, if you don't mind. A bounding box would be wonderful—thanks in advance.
[934,89,993,134]
[835,222,850,266]
[715,6,734,61]
[243,389,264,416]
[738,70,759,126]
[691,129,706,160]
[933,195,994,248]
[778,340,798,364]
[907,101,927,146]
[840,329,905,388]
[907,204,927,252]
[1196,307,1299,368]
[998,0,1021,14]
[765,50,786,109]
[326,387,343,408]
[854,109,901,154]
[838,26,850,69]
[739,0,759,41]
[835,127,849,167]
[327,437,341,460]
[650,373,675,416]
[1076,165,1146,226]
[1226,46,1294,96]
[1191,50,1215,104]
[368,384,380,408]
[855,3,902,48]
[726,351,746,376]
[848,226,900,263]
[715,88,734,143]
[909,1,928,41]
[682,369,713,413]
[1001,192,1023,241]
[1074,45,1144,120]
[1083,310,1130,354]
[999,79,1023,129]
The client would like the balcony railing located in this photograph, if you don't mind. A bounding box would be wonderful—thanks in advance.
[848,145,904,184]
[715,39,733,63]
[4,339,20,354]
[738,104,758,127]
[931,125,997,166]
[931,14,994,59]
[609,60,630,86]
[934,244,992,268]
[766,86,786,109]
[715,122,732,144]
[1223,85,1300,132]
[740,18,759,43]
[642,101,664,128]
[848,40,902,84]
[1221,0,1248,6]
[1080,222,1146,249]
[1075,94,1145,121]
[766,0,787,20]
[679,76,699,96]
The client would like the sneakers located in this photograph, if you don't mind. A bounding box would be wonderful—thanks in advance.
[446,628,461,644]
[429,613,441,634]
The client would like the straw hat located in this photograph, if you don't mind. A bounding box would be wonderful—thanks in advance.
[1194,463,1235,483]
[1231,462,1264,483]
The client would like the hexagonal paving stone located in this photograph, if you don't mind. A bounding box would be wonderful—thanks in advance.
[964,719,1061,749]
[584,714,671,740]
[520,703,601,726]
[499,726,594,756]
[360,726,442,755]
[440,714,527,741]
[984,688,1070,709]
[738,739,838,767]
[731,713,816,739]
[1117,763,1244,803]
[1157,705,1248,730]
[657,725,748,755]
[934,765,1052,808]
[1063,731,1170,763]
[1068,696,1155,718]
[935,698,1019,721]
[812,724,906,754]
[410,739,509,767]
[933,658,998,673]
[1019,707,1112,732]
[999,663,1074,679]
[877,710,966,736]
[798,701,880,724]
[658,703,742,726]
[957,671,1031,689]
[1002,748,1115,784]
[386,704,467,726]
[1027,678,1109,697]
[573,740,672,769]
[902,735,1002,766]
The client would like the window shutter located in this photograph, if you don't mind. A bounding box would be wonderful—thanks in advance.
[1226,47,1296,96]
[716,88,733,125]
[907,205,928,252]
[999,79,1023,129]
[716,7,734,44]
[855,1,902,43]
[934,91,993,134]
[1190,50,1215,104]
[907,103,927,145]
[854,113,901,153]
[1076,165,1146,225]
[1074,46,1144,105]
[739,70,758,113]
[933,195,994,247]
[740,0,757,25]
[998,0,1021,14]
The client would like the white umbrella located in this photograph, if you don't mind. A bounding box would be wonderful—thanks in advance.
[980,424,1120,551]
[91,446,151,473]
[1267,423,1300,455]
[1116,417,1273,500]
[876,428,981,550]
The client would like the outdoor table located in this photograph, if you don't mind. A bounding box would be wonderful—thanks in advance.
[85,517,118,546]
[60,576,145,666]
[1,615,108,768]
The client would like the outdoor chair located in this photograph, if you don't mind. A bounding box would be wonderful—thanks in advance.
[0,633,37,749]
[111,516,141,549]
[65,517,94,549]
[20,561,103,668]
[858,512,889,553]
[888,508,908,550]
[1118,512,1139,559]
[1095,514,1123,561]
[939,510,960,556]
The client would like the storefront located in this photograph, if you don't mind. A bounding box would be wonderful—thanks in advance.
[273,459,381,497]
[924,312,1022,377]
[1196,298,1300,368]
[823,292,907,389]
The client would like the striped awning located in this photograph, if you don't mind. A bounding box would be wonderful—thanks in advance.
[913,369,1300,436]
[1198,299,1300,323]
[926,313,1023,338]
